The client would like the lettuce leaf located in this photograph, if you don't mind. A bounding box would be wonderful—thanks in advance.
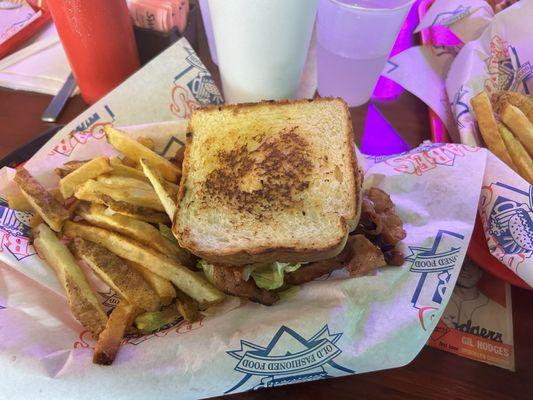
[135,307,180,333]
[158,223,178,245]
[197,260,302,291]
[198,259,215,283]
[243,262,302,290]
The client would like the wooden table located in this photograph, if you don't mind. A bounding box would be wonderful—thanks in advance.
[1,17,532,400]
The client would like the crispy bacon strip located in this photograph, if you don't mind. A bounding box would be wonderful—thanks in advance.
[211,265,279,306]
[383,249,405,266]
[345,235,386,276]
[359,197,382,235]
[284,260,345,285]
[359,188,406,245]
[285,239,352,285]
[286,231,402,285]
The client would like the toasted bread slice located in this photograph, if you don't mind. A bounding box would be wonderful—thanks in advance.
[174,98,361,265]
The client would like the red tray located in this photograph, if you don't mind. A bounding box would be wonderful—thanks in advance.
[0,1,51,60]
[417,0,531,290]
[468,215,531,290]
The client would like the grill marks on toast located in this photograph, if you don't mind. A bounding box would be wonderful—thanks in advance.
[202,127,313,219]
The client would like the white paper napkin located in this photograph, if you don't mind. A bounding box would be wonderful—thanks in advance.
[0,0,39,45]
[0,22,71,95]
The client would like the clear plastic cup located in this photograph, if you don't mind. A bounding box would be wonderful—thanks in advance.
[208,0,317,104]
[199,0,218,65]
[317,0,415,106]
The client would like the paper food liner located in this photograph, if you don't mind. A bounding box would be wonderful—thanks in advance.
[383,0,533,287]
[0,39,488,399]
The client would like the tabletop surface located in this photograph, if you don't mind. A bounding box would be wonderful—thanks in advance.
[1,15,532,400]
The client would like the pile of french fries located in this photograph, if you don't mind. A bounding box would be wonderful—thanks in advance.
[471,90,533,183]
[9,126,224,365]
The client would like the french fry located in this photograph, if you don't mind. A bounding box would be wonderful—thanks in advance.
[77,203,183,263]
[30,213,43,228]
[175,289,200,322]
[55,160,89,178]
[66,199,81,217]
[96,174,155,192]
[171,146,185,169]
[70,238,160,312]
[500,104,533,156]
[471,92,516,168]
[492,91,533,123]
[163,180,179,196]
[59,157,113,198]
[105,126,181,182]
[109,156,150,182]
[98,196,170,225]
[128,261,176,306]
[96,176,179,203]
[74,179,165,211]
[140,158,176,220]
[14,169,69,232]
[121,157,138,168]
[93,302,137,365]
[51,188,64,202]
[136,136,155,150]
[9,195,56,228]
[498,123,533,184]
[33,223,108,335]
[8,188,64,211]
[63,221,224,306]
[7,193,33,211]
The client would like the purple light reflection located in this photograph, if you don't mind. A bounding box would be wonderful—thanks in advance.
[372,0,420,102]
[361,104,410,156]
[429,25,462,46]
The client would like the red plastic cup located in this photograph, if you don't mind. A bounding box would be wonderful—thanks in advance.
[46,0,140,104]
